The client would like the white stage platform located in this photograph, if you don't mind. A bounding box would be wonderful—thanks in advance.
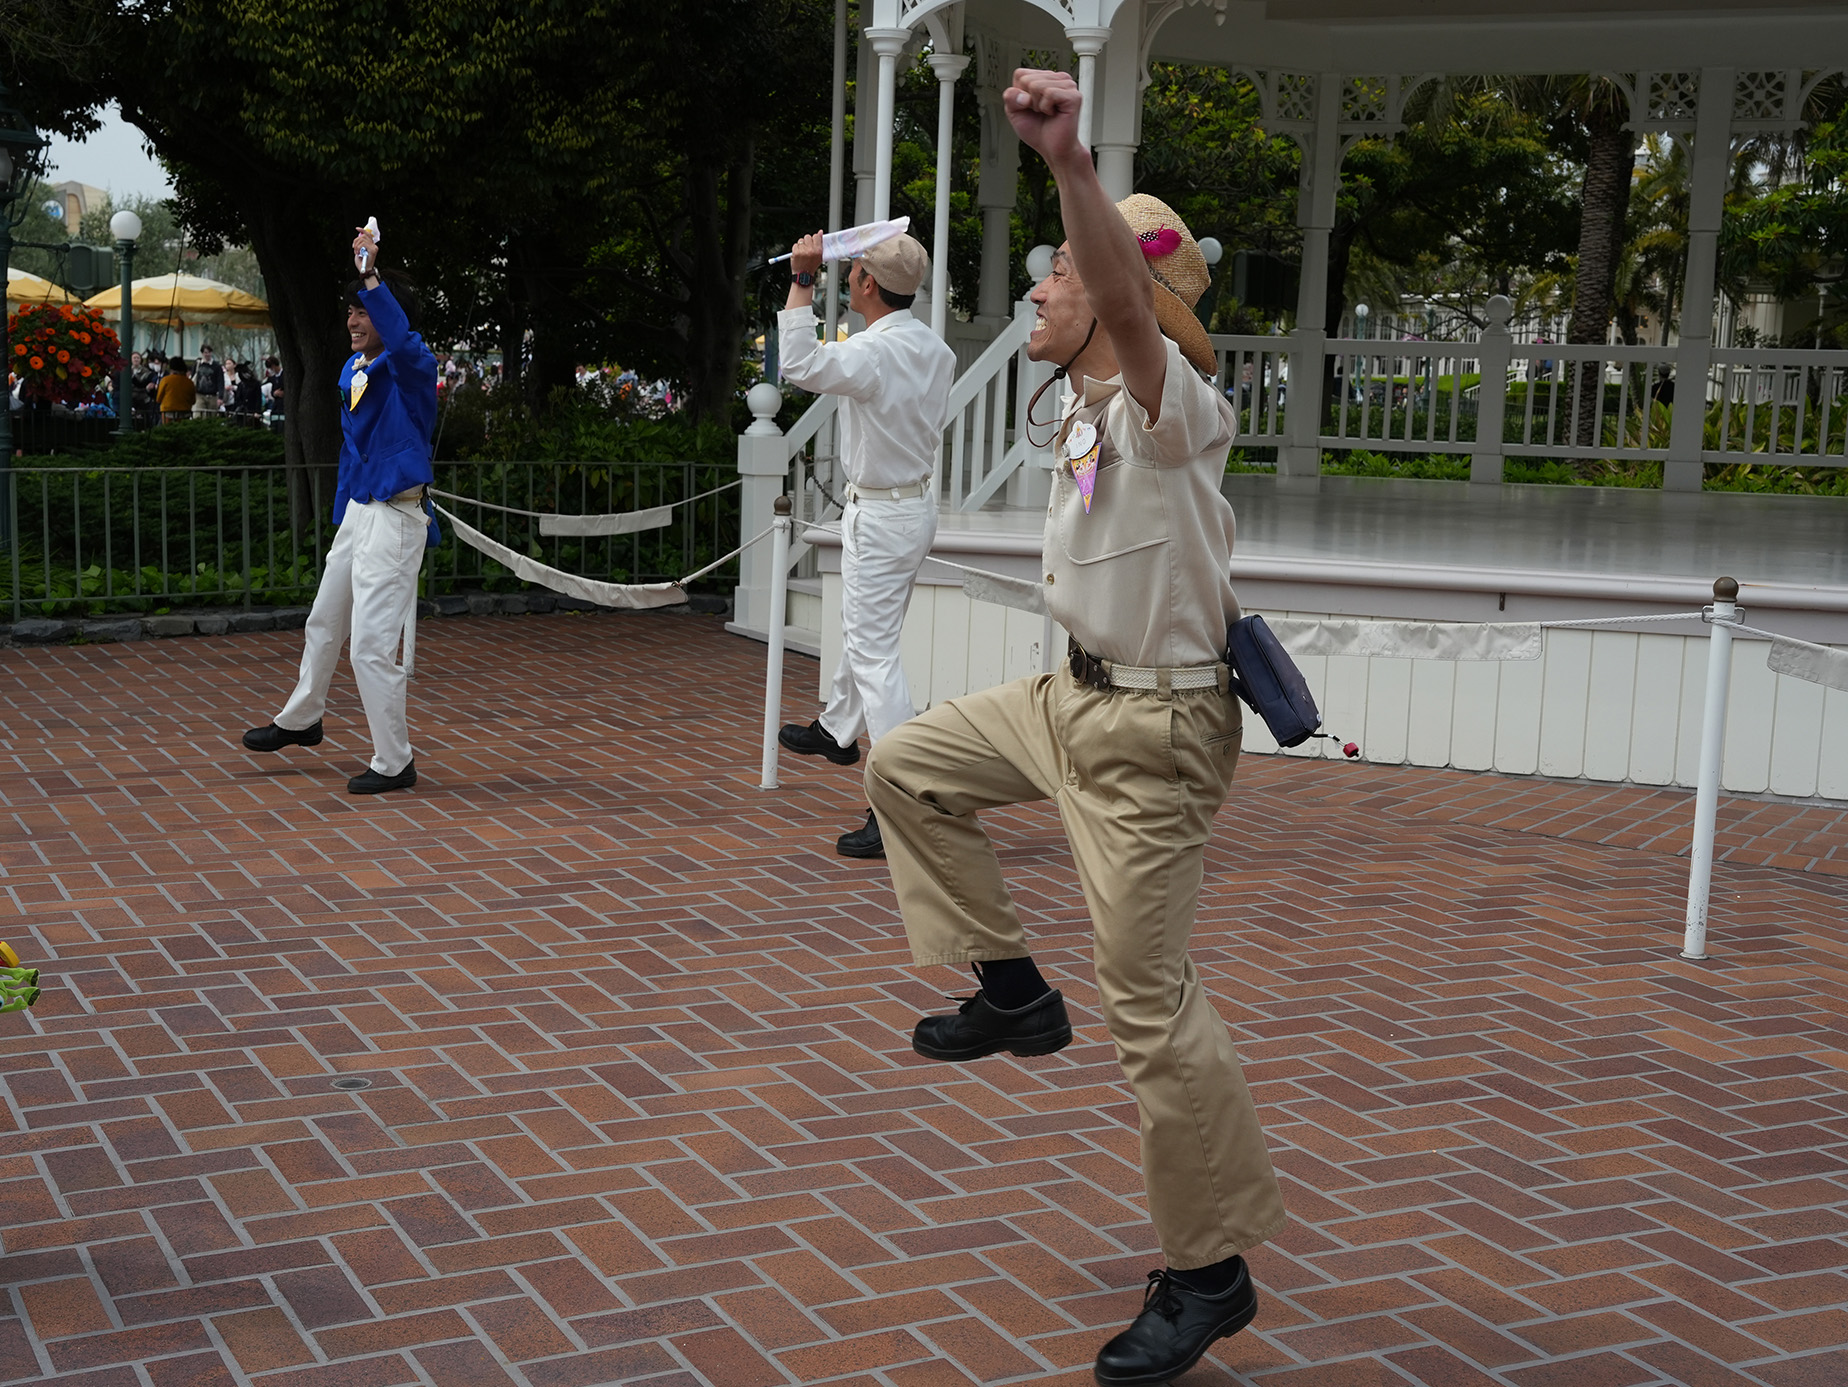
[797,476,1848,801]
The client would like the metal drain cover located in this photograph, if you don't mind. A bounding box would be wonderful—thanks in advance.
[330,1077,374,1091]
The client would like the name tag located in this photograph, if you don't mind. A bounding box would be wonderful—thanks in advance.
[349,368,369,411]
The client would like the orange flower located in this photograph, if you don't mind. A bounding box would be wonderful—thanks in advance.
[28,356,43,370]
[80,366,93,377]
[56,350,70,363]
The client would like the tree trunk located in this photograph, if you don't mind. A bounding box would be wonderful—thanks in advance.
[1568,104,1636,449]
[1320,223,1359,431]
[681,137,756,422]
[510,228,581,410]
[243,194,349,539]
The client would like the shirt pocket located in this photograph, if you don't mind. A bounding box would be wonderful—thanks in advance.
[1054,459,1171,566]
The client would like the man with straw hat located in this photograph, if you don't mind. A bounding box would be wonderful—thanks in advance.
[866,69,1285,1384]
[774,226,957,859]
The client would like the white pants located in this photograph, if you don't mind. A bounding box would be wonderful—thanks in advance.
[819,494,937,751]
[276,498,426,775]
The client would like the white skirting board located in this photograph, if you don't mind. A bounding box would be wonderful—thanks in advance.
[811,577,1848,801]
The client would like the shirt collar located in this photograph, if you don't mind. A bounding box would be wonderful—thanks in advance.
[864,309,916,334]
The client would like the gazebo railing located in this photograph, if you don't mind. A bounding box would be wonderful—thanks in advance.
[1308,336,1848,468]
[1704,348,1848,464]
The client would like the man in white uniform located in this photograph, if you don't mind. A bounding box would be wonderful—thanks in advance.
[775,231,957,858]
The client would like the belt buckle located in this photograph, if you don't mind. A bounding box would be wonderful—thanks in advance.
[1068,642,1111,691]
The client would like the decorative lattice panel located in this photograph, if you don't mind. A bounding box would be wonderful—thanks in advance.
[1733,70,1787,122]
[1648,70,1700,124]
[1342,77,1389,125]
[1275,72,1317,124]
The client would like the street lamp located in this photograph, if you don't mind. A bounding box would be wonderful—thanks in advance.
[1354,302,1370,339]
[1,81,50,547]
[111,209,142,440]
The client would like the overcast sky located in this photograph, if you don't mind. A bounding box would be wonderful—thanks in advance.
[42,105,175,202]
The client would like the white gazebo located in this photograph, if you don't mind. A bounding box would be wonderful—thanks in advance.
[736,2,1848,805]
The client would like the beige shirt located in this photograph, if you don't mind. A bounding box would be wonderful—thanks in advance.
[777,306,957,490]
[1042,337,1242,668]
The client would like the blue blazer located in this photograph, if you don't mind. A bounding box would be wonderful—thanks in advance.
[336,282,441,544]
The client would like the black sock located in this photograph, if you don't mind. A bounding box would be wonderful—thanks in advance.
[975,956,1051,1010]
[1169,1254,1245,1296]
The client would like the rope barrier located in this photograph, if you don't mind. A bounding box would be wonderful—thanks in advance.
[1540,611,1709,628]
[430,479,742,536]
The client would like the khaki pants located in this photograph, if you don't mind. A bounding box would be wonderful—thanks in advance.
[866,667,1287,1269]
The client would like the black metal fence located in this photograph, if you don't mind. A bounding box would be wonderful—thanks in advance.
[0,459,742,621]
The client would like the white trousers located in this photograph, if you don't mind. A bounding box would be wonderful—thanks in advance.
[276,498,426,775]
[820,494,937,751]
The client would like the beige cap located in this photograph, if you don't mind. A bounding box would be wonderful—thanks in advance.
[859,234,930,297]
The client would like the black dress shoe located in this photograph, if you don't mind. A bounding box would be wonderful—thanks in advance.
[779,720,860,766]
[347,760,417,795]
[1093,1263,1259,1386]
[837,809,884,859]
[912,988,1072,1062]
[243,720,323,752]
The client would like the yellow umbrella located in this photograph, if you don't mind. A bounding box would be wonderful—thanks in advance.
[84,273,270,329]
[6,267,71,308]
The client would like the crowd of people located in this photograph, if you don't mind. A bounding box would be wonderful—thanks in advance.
[130,344,284,427]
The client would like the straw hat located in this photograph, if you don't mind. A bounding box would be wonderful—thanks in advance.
[1117,194,1217,375]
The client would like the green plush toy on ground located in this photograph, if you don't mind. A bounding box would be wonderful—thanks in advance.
[0,942,41,1013]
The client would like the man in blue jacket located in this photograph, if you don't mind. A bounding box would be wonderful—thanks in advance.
[243,224,439,794]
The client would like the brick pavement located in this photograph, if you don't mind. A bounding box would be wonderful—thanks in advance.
[0,611,1843,1387]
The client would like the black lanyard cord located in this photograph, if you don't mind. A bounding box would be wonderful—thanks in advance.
[1025,318,1099,449]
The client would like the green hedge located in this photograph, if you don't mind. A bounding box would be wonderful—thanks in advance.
[16,419,286,472]
[1226,449,1848,495]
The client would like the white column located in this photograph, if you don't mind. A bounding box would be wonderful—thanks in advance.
[825,0,850,346]
[850,26,878,227]
[1065,27,1111,152]
[1665,68,1734,493]
[927,52,971,337]
[866,27,912,222]
[1092,9,1143,199]
[975,38,1022,330]
[1280,73,1342,484]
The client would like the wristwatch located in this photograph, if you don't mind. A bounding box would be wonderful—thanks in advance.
[794,270,816,288]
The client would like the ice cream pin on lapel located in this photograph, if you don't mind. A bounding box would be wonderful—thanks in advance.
[1066,418,1102,513]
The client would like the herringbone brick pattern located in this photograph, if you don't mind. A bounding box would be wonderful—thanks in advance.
[0,613,1843,1387]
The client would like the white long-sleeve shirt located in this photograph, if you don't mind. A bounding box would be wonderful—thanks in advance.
[777,306,957,490]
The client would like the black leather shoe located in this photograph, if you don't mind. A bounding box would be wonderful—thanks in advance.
[779,720,860,766]
[1093,1264,1259,1386]
[912,988,1072,1062]
[837,809,884,859]
[243,720,323,752]
[347,760,417,795]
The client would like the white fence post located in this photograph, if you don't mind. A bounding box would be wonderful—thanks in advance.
[735,382,788,636]
[759,496,794,790]
[1470,295,1512,484]
[1682,576,1739,961]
